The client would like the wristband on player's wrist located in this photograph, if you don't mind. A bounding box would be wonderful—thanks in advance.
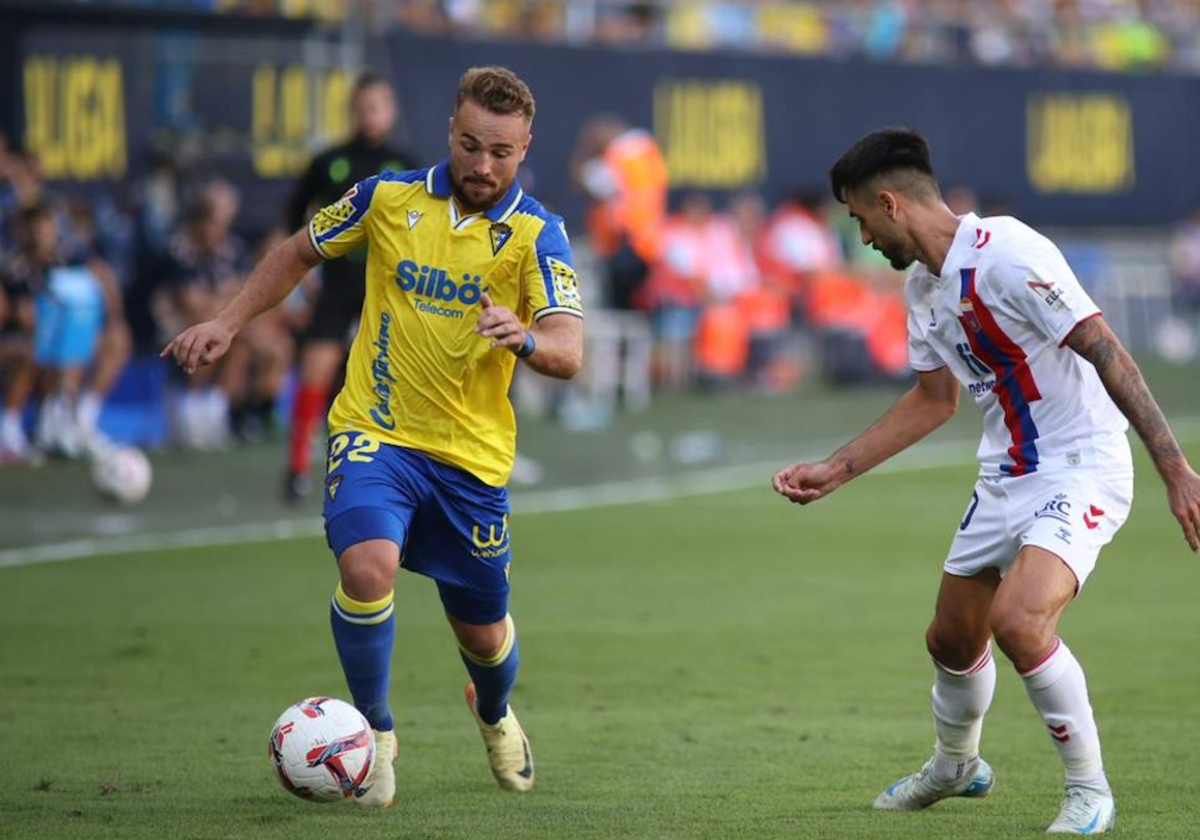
[515,331,536,358]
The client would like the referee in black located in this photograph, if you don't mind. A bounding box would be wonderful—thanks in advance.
[284,71,418,500]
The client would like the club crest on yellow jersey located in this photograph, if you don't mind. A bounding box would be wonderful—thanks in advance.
[490,222,513,256]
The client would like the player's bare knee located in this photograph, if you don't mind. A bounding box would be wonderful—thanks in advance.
[989,609,1052,667]
[453,619,507,660]
[339,564,394,601]
[338,542,399,601]
[925,625,982,671]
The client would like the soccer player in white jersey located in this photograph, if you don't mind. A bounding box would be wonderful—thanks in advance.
[772,128,1200,835]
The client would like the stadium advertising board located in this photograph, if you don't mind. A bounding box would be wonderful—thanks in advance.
[385,32,1200,227]
[7,24,1200,229]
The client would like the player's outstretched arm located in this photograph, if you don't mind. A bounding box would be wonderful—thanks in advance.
[161,230,322,374]
[1065,315,1200,551]
[475,293,582,380]
[772,366,959,506]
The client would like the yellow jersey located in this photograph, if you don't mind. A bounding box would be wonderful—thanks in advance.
[307,162,583,486]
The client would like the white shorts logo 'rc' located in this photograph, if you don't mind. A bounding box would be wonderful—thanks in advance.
[945,468,1134,590]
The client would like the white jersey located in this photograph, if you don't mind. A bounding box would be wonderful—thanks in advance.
[906,213,1131,477]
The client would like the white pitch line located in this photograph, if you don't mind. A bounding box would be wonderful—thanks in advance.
[515,438,973,515]
[6,417,1197,571]
[0,519,325,568]
[0,440,978,569]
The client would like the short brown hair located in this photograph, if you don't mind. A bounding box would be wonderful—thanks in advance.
[456,66,535,122]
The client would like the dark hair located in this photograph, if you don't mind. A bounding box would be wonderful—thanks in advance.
[829,127,937,203]
[456,66,535,122]
[352,70,391,99]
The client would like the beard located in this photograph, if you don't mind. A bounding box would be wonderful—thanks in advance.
[875,239,915,271]
[450,168,507,214]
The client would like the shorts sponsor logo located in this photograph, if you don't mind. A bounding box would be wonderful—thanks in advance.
[1083,504,1105,530]
[471,514,510,559]
[1035,492,1072,525]
[1055,526,1073,544]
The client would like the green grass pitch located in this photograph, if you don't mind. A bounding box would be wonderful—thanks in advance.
[2,441,1198,839]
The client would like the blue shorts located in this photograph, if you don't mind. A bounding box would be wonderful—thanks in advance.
[323,432,512,624]
[33,266,105,368]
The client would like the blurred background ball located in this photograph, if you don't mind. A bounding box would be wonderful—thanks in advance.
[90,445,153,505]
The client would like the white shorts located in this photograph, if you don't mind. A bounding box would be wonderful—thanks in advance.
[944,469,1134,590]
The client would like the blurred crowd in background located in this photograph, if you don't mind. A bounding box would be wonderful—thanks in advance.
[0,70,421,475]
[0,127,298,462]
[0,84,923,468]
[49,0,1200,75]
[5,2,1200,468]
[395,0,1200,74]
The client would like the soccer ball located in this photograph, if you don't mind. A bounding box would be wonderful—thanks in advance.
[268,697,375,803]
[90,445,153,505]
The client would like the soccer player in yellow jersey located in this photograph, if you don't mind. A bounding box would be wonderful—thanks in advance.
[163,67,583,804]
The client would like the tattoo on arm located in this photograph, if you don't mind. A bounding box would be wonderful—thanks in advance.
[844,459,856,476]
[1067,317,1185,474]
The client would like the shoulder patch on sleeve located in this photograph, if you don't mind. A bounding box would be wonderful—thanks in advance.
[310,195,357,239]
[547,256,582,311]
[1024,276,1070,313]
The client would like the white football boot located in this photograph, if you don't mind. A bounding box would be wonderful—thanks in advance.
[1046,785,1116,834]
[465,682,534,791]
[874,756,994,810]
[354,729,397,808]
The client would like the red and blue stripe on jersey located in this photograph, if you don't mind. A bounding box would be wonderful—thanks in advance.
[958,268,1042,476]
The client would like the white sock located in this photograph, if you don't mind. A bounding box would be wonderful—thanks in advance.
[1020,638,1108,791]
[205,389,230,444]
[176,391,201,448]
[931,643,996,782]
[37,393,64,448]
[77,391,103,433]
[1,409,27,449]
[2,408,20,434]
